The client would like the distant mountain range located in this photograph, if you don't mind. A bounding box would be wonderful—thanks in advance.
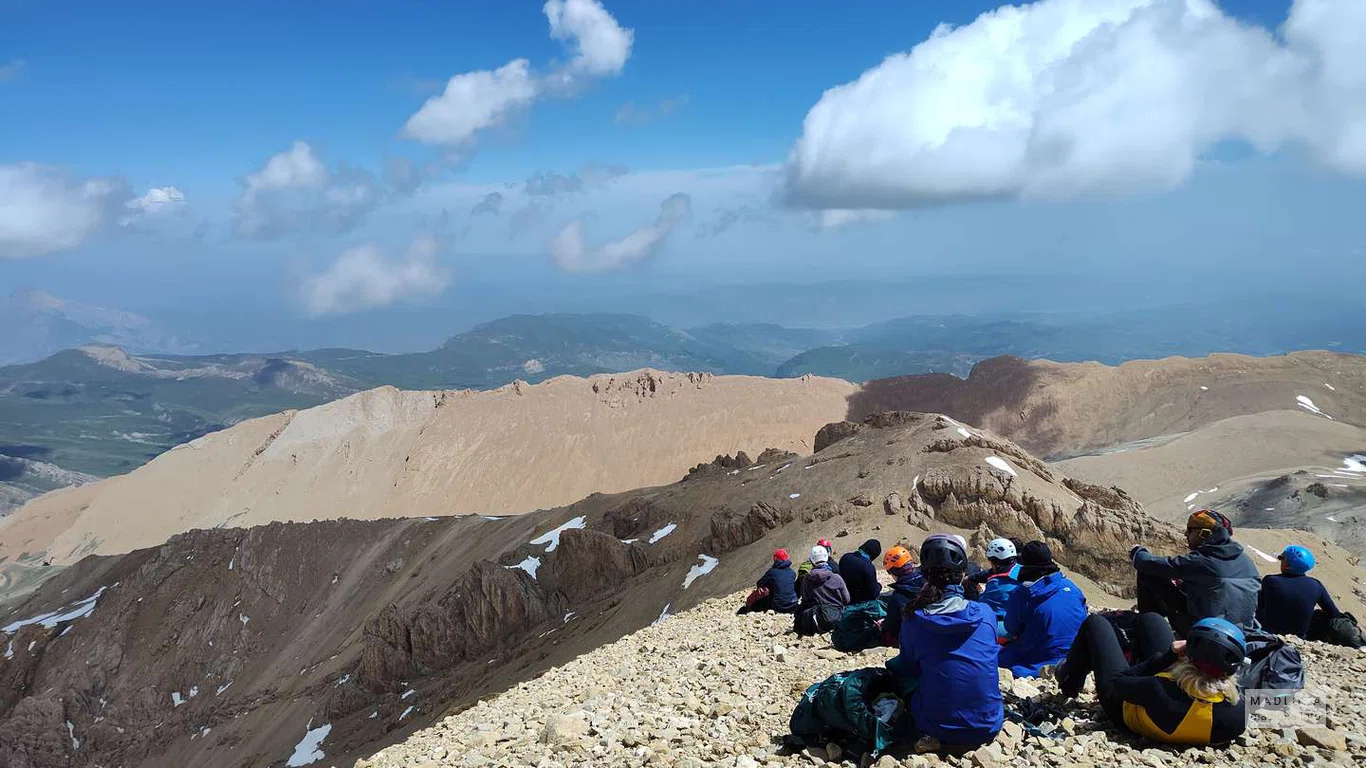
[4,303,1366,514]
[0,291,202,366]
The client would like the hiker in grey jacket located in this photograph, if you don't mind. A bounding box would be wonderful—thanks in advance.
[799,546,851,608]
[1130,510,1261,635]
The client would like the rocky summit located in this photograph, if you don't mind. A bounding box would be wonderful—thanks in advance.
[360,591,1366,768]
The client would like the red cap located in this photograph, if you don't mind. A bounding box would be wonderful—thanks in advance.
[818,539,833,549]
[774,548,789,562]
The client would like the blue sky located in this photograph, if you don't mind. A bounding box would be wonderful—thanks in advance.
[2,0,1364,350]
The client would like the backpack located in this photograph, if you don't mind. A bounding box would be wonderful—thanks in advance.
[1308,610,1365,649]
[745,586,771,608]
[789,667,915,758]
[832,600,888,652]
[795,604,844,637]
[1237,630,1305,691]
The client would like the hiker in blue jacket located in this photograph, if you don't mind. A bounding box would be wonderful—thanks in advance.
[738,549,800,615]
[838,539,883,604]
[999,541,1088,678]
[973,538,1022,638]
[888,534,1003,752]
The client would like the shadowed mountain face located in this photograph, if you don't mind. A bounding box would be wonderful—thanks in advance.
[4,412,1277,768]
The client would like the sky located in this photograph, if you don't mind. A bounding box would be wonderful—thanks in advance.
[2,0,1365,351]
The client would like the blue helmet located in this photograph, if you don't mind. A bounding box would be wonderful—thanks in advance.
[1186,617,1247,677]
[1280,545,1315,575]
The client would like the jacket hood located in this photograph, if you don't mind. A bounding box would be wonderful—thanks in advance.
[771,559,792,569]
[806,568,838,587]
[1024,570,1075,600]
[915,586,981,633]
[1197,527,1246,561]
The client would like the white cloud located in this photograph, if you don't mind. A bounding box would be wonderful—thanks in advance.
[234,141,381,238]
[544,0,633,85]
[119,186,187,226]
[401,0,632,149]
[549,193,691,273]
[813,209,897,231]
[0,163,129,259]
[784,0,1366,210]
[301,236,451,316]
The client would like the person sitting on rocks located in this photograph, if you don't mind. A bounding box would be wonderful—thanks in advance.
[737,548,800,615]
[796,537,837,595]
[998,541,1088,678]
[838,539,883,604]
[1046,615,1246,746]
[793,545,850,635]
[971,537,1022,638]
[1257,545,1341,639]
[1131,510,1261,635]
[878,545,924,645]
[887,534,1003,752]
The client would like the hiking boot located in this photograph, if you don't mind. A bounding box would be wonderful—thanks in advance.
[1040,661,1080,698]
[914,735,941,754]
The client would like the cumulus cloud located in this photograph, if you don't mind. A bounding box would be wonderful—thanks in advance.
[784,0,1366,210]
[118,186,187,226]
[471,192,505,215]
[0,163,130,259]
[301,235,451,316]
[402,0,631,150]
[549,193,691,273]
[615,94,690,126]
[234,141,382,238]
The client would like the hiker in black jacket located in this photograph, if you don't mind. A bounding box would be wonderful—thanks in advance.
[838,539,882,604]
[738,549,800,615]
[1048,614,1246,746]
[1130,510,1260,635]
[1257,545,1341,638]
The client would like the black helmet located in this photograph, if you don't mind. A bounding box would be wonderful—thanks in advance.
[1185,618,1247,677]
[920,534,967,571]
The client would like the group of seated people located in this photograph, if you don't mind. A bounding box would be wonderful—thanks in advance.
[744,508,1348,752]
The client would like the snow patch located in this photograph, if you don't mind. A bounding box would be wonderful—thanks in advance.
[1199,386,1209,391]
[774,463,791,473]
[563,612,576,623]
[788,493,801,499]
[66,720,78,752]
[216,682,232,695]
[653,603,672,625]
[1327,515,1339,522]
[956,427,972,439]
[1343,455,1366,473]
[648,523,677,544]
[505,556,541,579]
[399,705,415,720]
[984,456,1017,477]
[1325,383,1337,391]
[2,587,108,633]
[682,555,720,589]
[1247,546,1278,564]
[239,614,250,626]
[3,639,11,660]
[401,688,416,699]
[529,516,586,552]
[286,722,331,767]
[620,538,638,544]
[1184,492,1200,503]
[171,692,185,707]
[1297,395,1333,419]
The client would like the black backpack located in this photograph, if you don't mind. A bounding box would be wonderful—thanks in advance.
[1237,630,1305,691]
[794,604,844,637]
[1308,610,1366,649]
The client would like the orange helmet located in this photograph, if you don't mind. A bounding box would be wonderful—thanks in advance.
[883,545,913,571]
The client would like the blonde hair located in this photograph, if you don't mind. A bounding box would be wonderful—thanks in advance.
[1168,659,1240,705]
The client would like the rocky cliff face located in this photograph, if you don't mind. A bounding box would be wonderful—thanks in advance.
[3,412,1358,767]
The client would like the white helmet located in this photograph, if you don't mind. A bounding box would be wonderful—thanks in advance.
[986,538,1017,561]
[810,545,830,564]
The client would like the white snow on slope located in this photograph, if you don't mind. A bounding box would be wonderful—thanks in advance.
[683,555,719,589]
[66,720,78,752]
[789,493,801,499]
[1247,546,1279,564]
[1343,455,1366,473]
[985,456,1017,477]
[506,556,541,579]
[171,692,185,707]
[216,682,233,695]
[1297,395,1333,419]
[1184,492,1200,503]
[286,722,331,767]
[653,603,672,625]
[399,706,415,720]
[2,587,108,634]
[1325,383,1337,391]
[648,523,677,544]
[530,516,586,552]
[1327,515,1339,522]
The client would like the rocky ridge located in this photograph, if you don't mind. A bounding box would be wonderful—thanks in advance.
[360,590,1366,768]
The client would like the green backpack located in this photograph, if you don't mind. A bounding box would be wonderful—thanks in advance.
[789,667,915,758]
[831,599,889,652]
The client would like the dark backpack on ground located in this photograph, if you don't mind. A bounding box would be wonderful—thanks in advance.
[1237,630,1305,691]
[832,600,888,652]
[1308,610,1365,649]
[789,667,915,758]
[795,604,844,637]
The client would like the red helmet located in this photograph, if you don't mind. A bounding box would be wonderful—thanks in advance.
[818,539,834,550]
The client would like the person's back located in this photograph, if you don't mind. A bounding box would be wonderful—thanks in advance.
[758,556,800,612]
[999,569,1088,677]
[879,547,924,645]
[1258,572,1338,638]
[838,539,882,604]
[802,566,850,608]
[1133,522,1260,631]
